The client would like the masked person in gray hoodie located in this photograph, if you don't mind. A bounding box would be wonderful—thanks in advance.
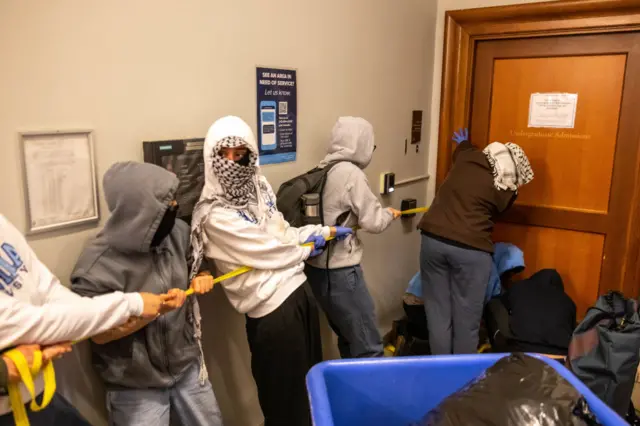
[71,162,222,426]
[305,117,401,358]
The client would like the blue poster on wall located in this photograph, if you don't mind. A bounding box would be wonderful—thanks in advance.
[256,67,297,164]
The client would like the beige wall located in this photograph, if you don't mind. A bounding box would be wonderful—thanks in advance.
[426,0,554,202]
[0,1,437,425]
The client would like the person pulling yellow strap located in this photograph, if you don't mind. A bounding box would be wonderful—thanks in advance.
[7,205,429,424]
[184,206,429,296]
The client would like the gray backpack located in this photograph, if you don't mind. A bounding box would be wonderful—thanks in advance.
[567,291,640,417]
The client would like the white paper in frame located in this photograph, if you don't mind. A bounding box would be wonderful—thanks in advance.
[528,93,579,129]
[20,130,100,234]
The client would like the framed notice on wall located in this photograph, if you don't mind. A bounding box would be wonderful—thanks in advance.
[20,130,100,234]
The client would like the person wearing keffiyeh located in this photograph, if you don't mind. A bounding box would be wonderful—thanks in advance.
[190,116,352,426]
[417,128,533,356]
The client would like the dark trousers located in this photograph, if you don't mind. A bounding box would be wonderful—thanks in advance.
[245,283,322,426]
[420,234,492,355]
[0,394,90,426]
[403,302,429,341]
[305,264,383,358]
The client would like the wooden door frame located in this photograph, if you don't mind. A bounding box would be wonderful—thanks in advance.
[436,0,640,295]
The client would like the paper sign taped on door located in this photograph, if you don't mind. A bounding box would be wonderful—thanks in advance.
[528,93,578,129]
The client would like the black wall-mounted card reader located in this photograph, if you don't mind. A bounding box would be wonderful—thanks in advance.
[401,198,417,218]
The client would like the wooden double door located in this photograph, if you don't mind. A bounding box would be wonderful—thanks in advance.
[438,2,640,316]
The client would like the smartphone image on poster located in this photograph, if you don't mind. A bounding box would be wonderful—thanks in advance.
[260,101,277,151]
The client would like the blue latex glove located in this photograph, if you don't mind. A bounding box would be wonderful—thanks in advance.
[452,128,468,144]
[305,235,326,257]
[333,226,353,241]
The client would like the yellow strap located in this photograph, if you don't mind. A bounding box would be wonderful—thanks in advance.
[7,382,28,426]
[478,343,492,353]
[184,208,428,296]
[400,207,429,216]
[5,350,33,426]
[185,266,254,296]
[3,349,57,425]
[30,361,56,412]
[3,204,431,424]
[183,240,330,296]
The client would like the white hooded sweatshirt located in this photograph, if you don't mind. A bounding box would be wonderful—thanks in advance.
[306,117,394,269]
[194,116,330,318]
[0,214,143,415]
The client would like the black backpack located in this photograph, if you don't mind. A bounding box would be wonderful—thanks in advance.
[567,291,640,418]
[276,162,344,227]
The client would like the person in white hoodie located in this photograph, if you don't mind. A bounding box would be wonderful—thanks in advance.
[190,116,352,426]
[0,214,169,425]
[305,117,401,358]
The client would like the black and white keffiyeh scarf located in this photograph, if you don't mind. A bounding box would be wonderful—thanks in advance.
[212,136,258,206]
[186,136,260,385]
[483,142,534,191]
[190,135,260,278]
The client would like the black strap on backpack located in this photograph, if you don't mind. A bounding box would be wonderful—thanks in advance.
[320,167,350,296]
[587,291,637,331]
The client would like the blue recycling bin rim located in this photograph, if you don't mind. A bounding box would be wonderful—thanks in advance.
[306,353,626,426]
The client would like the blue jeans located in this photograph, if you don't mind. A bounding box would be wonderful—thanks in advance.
[305,264,383,358]
[420,234,492,355]
[0,394,90,426]
[107,363,222,426]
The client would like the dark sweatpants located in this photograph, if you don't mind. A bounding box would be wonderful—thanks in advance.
[245,283,322,426]
[420,234,491,355]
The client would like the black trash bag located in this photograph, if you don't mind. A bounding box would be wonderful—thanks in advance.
[627,403,640,426]
[415,354,599,426]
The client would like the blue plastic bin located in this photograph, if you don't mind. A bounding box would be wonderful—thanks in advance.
[306,353,626,426]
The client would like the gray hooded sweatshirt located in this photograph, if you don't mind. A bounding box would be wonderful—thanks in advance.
[71,162,200,389]
[306,117,394,269]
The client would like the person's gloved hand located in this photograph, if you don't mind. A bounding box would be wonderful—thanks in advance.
[331,226,353,241]
[305,235,326,257]
[452,128,468,144]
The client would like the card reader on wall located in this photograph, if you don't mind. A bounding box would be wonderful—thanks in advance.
[401,198,417,218]
[380,173,395,195]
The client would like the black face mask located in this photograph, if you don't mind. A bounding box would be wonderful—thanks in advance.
[150,204,178,247]
[235,150,251,167]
